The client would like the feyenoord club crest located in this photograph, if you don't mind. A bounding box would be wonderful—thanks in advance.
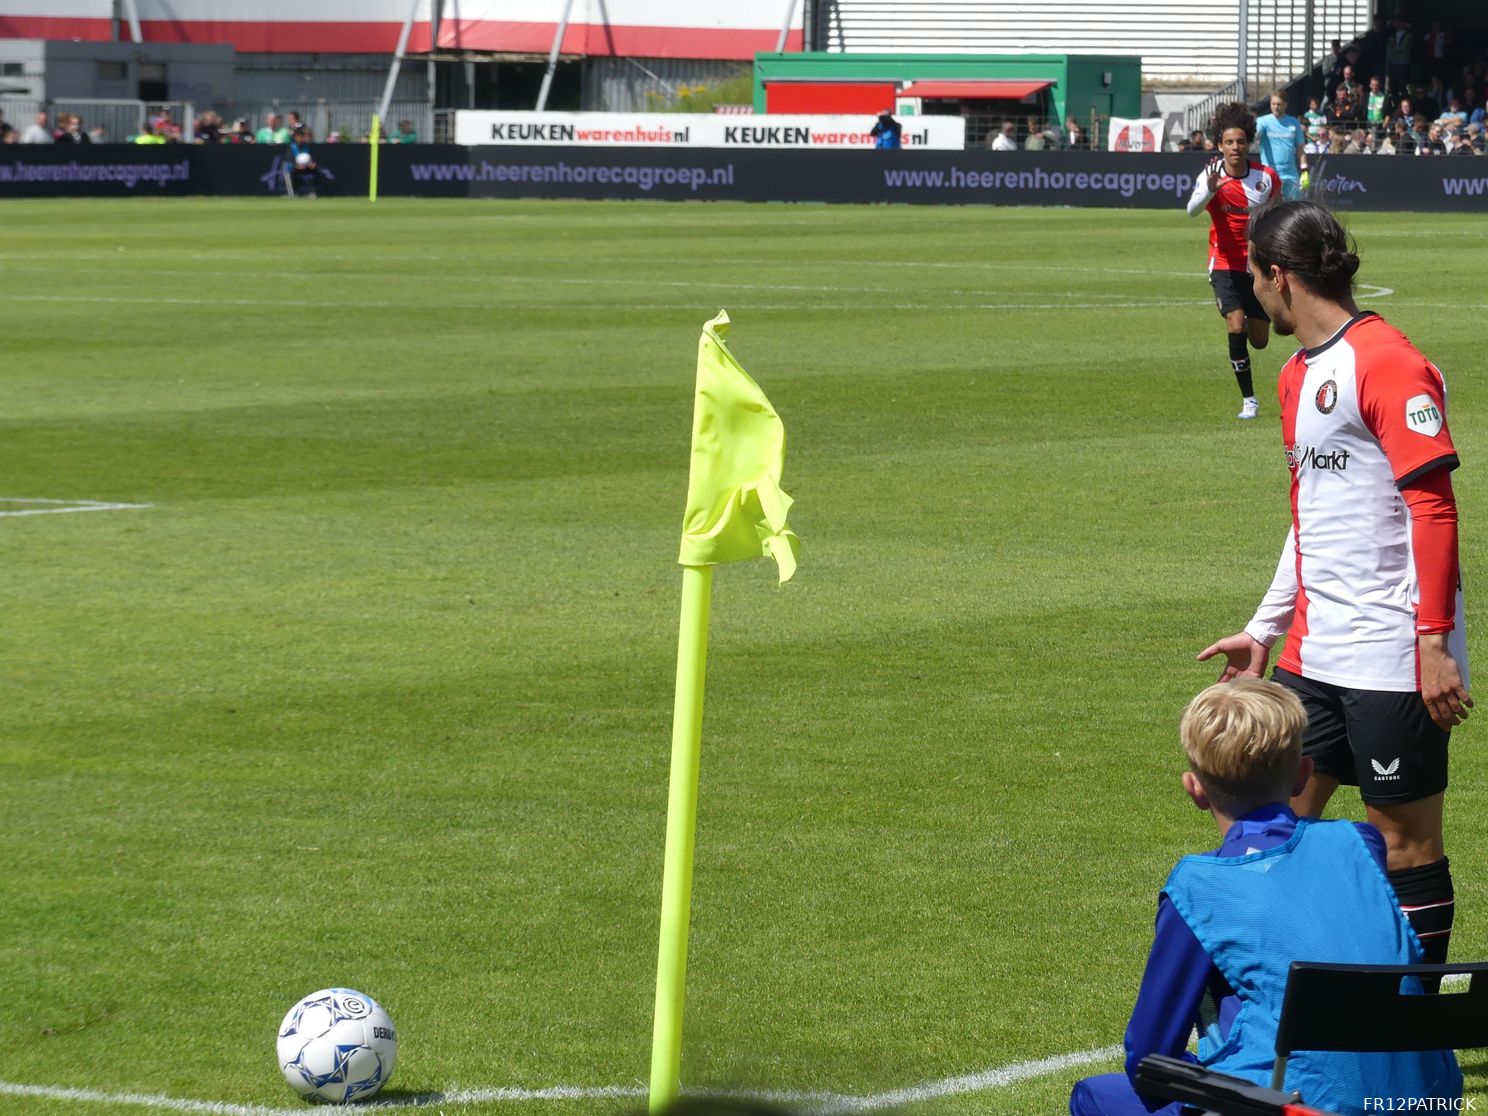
[1315,379,1339,414]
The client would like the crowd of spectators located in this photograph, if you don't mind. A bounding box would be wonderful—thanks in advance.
[0,107,421,146]
[983,115,1089,150]
[0,109,109,144]
[1199,15,1487,156]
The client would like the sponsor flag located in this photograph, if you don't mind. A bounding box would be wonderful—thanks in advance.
[1107,116,1168,152]
[650,312,798,1112]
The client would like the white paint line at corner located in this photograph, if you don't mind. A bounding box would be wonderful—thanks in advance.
[0,498,152,518]
[822,1043,1123,1112]
[0,1043,1124,1114]
[0,1081,286,1116]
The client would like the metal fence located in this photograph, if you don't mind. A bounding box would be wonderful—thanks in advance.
[1,96,431,144]
[1,97,193,143]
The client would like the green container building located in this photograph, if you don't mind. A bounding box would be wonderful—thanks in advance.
[751,52,1142,127]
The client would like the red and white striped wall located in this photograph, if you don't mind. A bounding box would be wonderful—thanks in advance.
[0,0,802,60]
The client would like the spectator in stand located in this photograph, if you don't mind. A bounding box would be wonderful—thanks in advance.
[1419,122,1447,156]
[1324,39,1346,100]
[0,122,14,144]
[1446,67,1471,108]
[1329,65,1365,126]
[1437,98,1468,131]
[1390,96,1415,129]
[151,108,182,142]
[988,120,1017,151]
[256,112,290,145]
[1365,75,1391,138]
[54,114,90,144]
[1358,13,1388,77]
[1410,114,1430,149]
[227,117,255,143]
[869,109,902,150]
[88,124,108,143]
[387,118,418,144]
[1420,76,1446,121]
[1446,128,1475,156]
[1384,18,1413,94]
[194,110,223,144]
[132,121,165,145]
[1023,119,1047,150]
[286,110,309,139]
[1305,125,1332,155]
[20,110,52,143]
[1468,123,1486,154]
[325,130,344,144]
[1344,127,1373,154]
[1378,123,1400,155]
[1303,97,1326,141]
[1464,88,1485,129]
[1425,21,1449,71]
[1064,115,1085,149]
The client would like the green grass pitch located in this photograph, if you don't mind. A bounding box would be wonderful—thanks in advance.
[2,197,1487,1115]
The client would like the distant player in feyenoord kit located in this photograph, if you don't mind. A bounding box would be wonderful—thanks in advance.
[1186,102,1281,421]
[1200,201,1471,976]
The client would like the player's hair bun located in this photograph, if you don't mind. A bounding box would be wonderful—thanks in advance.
[1319,241,1360,282]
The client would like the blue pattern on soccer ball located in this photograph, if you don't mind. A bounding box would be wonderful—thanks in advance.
[277,988,396,1103]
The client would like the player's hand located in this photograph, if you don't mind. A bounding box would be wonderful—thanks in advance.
[1205,156,1224,191]
[1420,634,1473,729]
[1196,632,1270,682]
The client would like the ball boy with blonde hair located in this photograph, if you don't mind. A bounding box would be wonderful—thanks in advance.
[1069,679,1459,1116]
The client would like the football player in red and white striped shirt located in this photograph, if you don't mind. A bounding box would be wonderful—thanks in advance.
[1186,102,1283,420]
[1199,201,1470,976]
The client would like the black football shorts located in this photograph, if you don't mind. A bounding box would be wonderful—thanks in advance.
[1209,268,1269,322]
[1274,667,1449,805]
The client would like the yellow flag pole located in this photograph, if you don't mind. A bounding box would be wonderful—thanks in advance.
[648,563,713,1113]
[369,114,381,201]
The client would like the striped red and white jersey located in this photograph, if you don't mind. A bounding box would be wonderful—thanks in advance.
[1186,160,1282,271]
[1245,313,1466,692]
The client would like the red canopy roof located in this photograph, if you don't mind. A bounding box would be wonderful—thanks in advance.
[900,80,1052,100]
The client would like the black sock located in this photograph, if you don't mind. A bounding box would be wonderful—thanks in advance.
[1389,858,1454,988]
[1228,333,1254,397]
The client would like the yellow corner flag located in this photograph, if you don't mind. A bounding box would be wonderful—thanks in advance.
[649,311,798,1113]
[678,310,799,583]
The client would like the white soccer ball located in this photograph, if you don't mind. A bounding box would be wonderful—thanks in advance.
[276,988,397,1104]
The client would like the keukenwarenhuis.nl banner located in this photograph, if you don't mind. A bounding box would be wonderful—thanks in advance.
[453,112,966,150]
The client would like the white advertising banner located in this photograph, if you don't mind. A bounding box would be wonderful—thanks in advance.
[1106,117,1168,152]
[455,112,966,150]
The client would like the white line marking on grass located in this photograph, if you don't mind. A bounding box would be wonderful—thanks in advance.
[0,497,152,518]
[0,1044,1122,1114]
[7,294,1208,314]
[0,265,1188,302]
[1357,284,1394,298]
[0,1081,287,1115]
[823,1044,1123,1112]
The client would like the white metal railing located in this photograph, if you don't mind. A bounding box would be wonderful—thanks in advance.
[2,98,194,143]
[1184,80,1247,138]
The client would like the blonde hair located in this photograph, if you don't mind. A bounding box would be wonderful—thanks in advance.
[1181,678,1306,815]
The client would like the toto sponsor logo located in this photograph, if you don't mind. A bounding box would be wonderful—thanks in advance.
[1405,393,1444,436]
